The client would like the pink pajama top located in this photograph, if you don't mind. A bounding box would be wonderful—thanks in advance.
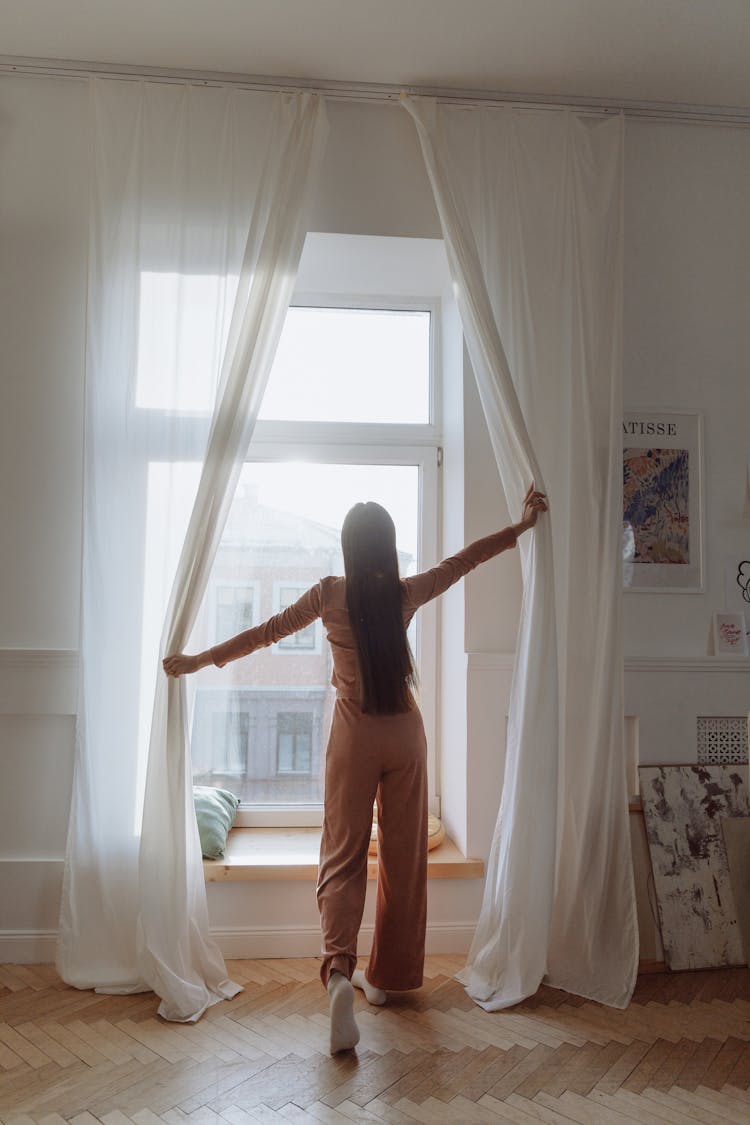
[209,527,518,703]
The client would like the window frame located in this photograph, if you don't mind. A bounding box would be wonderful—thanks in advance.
[132,240,449,831]
[231,293,442,827]
[232,440,440,827]
[254,293,438,434]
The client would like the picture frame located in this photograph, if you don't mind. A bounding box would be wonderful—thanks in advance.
[713,612,749,658]
[622,411,704,592]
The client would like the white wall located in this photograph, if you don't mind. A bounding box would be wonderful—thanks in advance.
[461,119,750,659]
[463,117,750,784]
[311,101,440,239]
[0,75,88,954]
[0,75,87,649]
[622,120,750,658]
[621,119,750,767]
[1,75,749,960]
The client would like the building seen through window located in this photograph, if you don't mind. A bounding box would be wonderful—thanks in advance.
[277,712,314,774]
[277,585,316,649]
[190,467,417,805]
[215,584,255,642]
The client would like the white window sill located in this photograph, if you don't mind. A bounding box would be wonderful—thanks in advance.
[204,827,484,883]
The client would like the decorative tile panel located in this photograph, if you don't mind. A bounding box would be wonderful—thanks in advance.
[697,715,749,764]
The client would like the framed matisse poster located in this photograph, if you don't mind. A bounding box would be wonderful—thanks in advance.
[623,412,704,592]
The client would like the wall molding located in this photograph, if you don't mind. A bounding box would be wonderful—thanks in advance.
[0,924,476,965]
[467,652,515,672]
[0,649,78,715]
[213,923,476,960]
[0,649,77,671]
[0,930,59,963]
[625,656,750,673]
[2,648,745,683]
[468,652,750,675]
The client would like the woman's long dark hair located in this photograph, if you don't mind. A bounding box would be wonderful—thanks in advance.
[341,502,416,714]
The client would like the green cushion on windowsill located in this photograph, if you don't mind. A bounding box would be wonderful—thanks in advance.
[193,785,241,859]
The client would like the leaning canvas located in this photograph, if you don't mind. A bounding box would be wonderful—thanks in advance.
[639,764,749,970]
[722,816,750,962]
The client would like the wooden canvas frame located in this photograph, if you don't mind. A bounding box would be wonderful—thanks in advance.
[639,763,748,970]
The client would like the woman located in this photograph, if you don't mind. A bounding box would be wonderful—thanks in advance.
[164,483,547,1052]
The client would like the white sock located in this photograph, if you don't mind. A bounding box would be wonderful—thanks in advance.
[327,971,360,1053]
[352,968,387,1006]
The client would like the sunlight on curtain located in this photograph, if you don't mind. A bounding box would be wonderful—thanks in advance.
[404,97,638,1009]
[57,78,327,1020]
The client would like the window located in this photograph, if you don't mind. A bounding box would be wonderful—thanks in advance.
[277,712,313,774]
[215,584,256,643]
[210,708,250,776]
[192,688,325,802]
[141,234,445,825]
[257,306,430,424]
[276,584,317,650]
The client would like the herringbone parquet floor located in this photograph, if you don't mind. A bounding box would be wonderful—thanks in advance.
[1,957,750,1124]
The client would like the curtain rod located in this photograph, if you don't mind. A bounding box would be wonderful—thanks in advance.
[2,54,749,127]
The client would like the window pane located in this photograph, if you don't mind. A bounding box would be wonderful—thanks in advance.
[216,585,254,642]
[277,712,313,774]
[190,461,420,805]
[205,704,249,775]
[277,731,294,773]
[258,307,430,424]
[278,586,316,649]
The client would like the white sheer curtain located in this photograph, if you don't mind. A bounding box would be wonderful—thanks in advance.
[58,79,327,1021]
[404,97,638,1008]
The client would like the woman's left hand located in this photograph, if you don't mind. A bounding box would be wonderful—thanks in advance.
[163,653,199,677]
[520,483,548,529]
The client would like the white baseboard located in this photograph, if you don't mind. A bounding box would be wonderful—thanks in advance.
[213,923,475,960]
[1,924,475,965]
[0,930,59,963]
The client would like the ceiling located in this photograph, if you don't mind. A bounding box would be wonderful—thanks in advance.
[2,0,749,110]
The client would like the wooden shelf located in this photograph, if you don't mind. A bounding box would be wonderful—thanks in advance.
[204,827,484,883]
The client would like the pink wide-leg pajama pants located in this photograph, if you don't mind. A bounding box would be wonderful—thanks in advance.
[316,698,428,991]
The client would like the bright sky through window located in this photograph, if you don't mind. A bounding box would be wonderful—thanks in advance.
[258,307,430,424]
[136,278,430,423]
[232,462,420,564]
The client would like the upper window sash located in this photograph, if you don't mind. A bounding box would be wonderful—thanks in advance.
[131,292,441,439]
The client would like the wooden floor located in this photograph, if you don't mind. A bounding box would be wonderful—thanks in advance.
[1,957,750,1124]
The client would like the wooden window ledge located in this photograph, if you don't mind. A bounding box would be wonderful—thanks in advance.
[204,827,484,883]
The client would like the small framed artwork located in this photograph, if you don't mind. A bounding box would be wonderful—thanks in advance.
[623,411,704,592]
[713,612,749,658]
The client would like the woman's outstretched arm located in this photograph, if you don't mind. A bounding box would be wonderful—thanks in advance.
[402,484,547,612]
[163,582,322,677]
